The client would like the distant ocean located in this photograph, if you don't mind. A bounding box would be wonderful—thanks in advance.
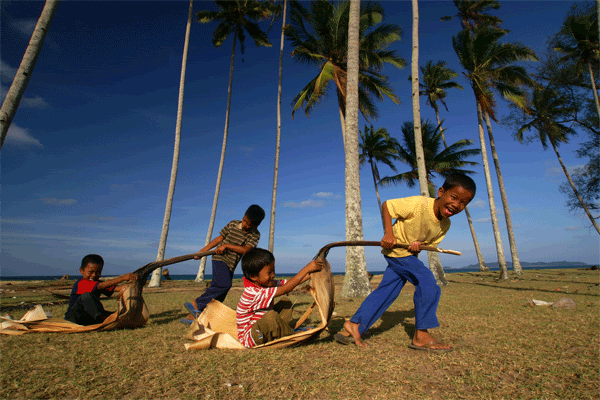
[1,264,593,281]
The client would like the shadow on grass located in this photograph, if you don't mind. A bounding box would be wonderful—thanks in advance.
[326,309,416,342]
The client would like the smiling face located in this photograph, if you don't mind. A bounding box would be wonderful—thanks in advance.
[250,262,276,288]
[433,185,475,220]
[80,263,103,281]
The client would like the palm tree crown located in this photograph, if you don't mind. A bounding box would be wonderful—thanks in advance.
[359,124,400,181]
[441,0,504,32]
[197,0,275,54]
[379,120,480,194]
[285,0,405,121]
[417,60,464,117]
[452,25,537,121]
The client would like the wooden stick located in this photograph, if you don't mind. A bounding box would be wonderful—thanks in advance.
[316,241,461,259]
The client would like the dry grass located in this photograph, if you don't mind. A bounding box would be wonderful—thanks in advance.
[1,268,598,399]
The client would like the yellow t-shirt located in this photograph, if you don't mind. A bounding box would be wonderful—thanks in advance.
[382,196,451,258]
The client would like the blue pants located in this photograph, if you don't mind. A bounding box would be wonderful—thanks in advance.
[350,255,441,335]
[195,260,234,312]
[64,292,107,326]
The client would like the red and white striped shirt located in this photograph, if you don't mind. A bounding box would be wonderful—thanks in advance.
[236,277,287,348]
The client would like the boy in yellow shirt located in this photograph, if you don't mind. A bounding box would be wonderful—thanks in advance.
[339,174,476,352]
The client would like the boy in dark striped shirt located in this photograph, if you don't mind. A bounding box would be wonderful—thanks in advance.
[183,205,265,323]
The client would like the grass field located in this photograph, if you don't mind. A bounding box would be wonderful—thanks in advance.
[1,268,598,399]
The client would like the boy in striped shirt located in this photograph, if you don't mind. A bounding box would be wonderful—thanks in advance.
[184,205,264,322]
[236,248,322,348]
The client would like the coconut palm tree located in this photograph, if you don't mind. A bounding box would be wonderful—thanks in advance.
[515,85,600,234]
[416,61,488,272]
[359,124,400,227]
[286,0,404,296]
[552,9,600,122]
[440,0,503,32]
[195,0,274,282]
[379,119,480,284]
[148,0,195,288]
[0,0,59,149]
[341,0,371,298]
[453,26,536,278]
[285,0,405,145]
[379,120,480,191]
[268,0,287,253]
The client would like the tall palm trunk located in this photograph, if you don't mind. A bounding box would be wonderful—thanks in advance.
[550,137,600,234]
[434,109,488,271]
[149,0,194,287]
[196,33,237,282]
[341,0,371,298]
[483,112,522,274]
[269,0,288,253]
[412,0,446,285]
[0,0,59,148]
[476,102,508,279]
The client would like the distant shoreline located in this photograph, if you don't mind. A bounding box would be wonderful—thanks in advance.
[1,264,595,282]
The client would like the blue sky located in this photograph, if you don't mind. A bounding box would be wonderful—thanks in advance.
[2,0,598,277]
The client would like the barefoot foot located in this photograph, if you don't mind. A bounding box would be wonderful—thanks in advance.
[343,320,368,347]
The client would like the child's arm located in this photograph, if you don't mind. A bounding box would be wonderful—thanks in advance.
[193,235,225,259]
[214,242,253,255]
[274,260,323,297]
[97,273,137,291]
[381,201,397,250]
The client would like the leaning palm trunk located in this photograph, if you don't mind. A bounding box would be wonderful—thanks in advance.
[588,62,600,124]
[268,0,288,253]
[341,0,371,298]
[196,34,237,282]
[483,112,522,275]
[0,0,59,149]
[476,102,508,279]
[149,0,194,287]
[435,105,487,271]
[550,137,600,234]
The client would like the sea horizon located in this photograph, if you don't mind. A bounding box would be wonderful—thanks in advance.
[1,264,594,281]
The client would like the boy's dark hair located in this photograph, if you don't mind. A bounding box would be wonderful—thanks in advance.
[242,248,275,280]
[245,204,265,226]
[80,254,104,269]
[442,173,476,195]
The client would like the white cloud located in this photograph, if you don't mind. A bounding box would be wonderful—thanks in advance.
[40,198,77,206]
[283,199,325,208]
[474,217,491,223]
[469,198,486,209]
[5,124,43,147]
[0,60,17,82]
[11,18,36,38]
[314,192,334,198]
[564,226,583,231]
[21,95,49,109]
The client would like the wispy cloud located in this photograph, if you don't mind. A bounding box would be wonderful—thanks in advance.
[40,198,77,206]
[474,217,491,223]
[283,199,325,208]
[283,192,340,208]
[564,225,583,231]
[21,95,49,109]
[5,124,42,147]
[11,18,37,38]
[469,198,486,209]
[0,60,17,82]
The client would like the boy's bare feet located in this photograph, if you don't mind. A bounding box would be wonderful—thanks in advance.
[410,329,452,352]
[343,320,368,347]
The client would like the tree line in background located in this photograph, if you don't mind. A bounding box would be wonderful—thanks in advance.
[2,0,598,294]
